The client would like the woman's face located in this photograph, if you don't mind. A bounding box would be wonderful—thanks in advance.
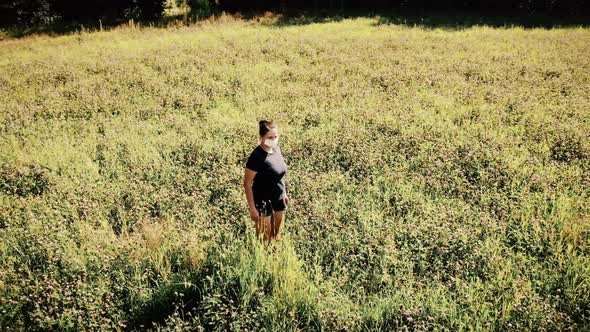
[261,128,279,145]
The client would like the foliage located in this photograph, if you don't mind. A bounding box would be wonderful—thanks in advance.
[216,0,590,15]
[6,0,168,26]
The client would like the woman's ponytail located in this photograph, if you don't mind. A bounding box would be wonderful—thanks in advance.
[258,120,275,137]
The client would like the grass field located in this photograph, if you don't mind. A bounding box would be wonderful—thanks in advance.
[1,12,589,331]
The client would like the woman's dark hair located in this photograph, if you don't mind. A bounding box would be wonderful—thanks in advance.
[259,120,276,137]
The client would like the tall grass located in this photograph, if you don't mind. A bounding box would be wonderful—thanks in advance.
[0,12,589,331]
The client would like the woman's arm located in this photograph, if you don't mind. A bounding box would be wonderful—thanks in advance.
[244,168,258,220]
[283,180,289,206]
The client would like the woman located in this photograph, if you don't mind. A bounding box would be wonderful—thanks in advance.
[243,120,289,242]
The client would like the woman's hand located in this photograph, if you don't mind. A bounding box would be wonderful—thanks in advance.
[249,207,260,222]
[283,193,289,207]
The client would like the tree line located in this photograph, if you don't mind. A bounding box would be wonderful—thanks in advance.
[220,0,590,15]
[4,0,170,26]
[2,0,589,27]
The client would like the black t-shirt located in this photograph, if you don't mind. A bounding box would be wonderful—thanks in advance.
[246,144,288,201]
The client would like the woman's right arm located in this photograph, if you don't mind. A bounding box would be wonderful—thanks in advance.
[244,168,259,221]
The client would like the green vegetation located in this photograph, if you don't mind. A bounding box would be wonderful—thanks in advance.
[1,13,589,331]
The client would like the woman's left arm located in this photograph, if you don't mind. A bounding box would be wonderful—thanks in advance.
[284,182,289,206]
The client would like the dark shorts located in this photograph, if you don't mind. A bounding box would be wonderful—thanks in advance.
[254,195,286,217]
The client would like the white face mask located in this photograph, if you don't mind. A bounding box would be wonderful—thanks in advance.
[264,137,279,149]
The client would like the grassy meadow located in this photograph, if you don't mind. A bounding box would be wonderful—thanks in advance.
[1,12,589,331]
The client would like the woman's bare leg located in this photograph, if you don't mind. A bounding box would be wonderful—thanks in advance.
[255,215,273,242]
[271,210,284,240]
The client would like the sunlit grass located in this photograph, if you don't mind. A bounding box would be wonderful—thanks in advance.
[1,13,589,331]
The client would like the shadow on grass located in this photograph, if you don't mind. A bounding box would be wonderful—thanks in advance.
[0,17,120,40]
[258,8,590,29]
[123,232,281,331]
[1,8,588,40]
[369,9,590,29]
[124,273,202,330]
[0,12,209,40]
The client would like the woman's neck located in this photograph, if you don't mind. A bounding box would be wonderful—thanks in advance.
[260,144,273,153]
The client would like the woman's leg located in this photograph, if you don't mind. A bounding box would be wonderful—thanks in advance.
[269,194,287,240]
[254,199,273,242]
[255,215,273,242]
[271,210,284,240]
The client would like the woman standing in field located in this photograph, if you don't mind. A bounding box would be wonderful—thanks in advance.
[243,120,289,242]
